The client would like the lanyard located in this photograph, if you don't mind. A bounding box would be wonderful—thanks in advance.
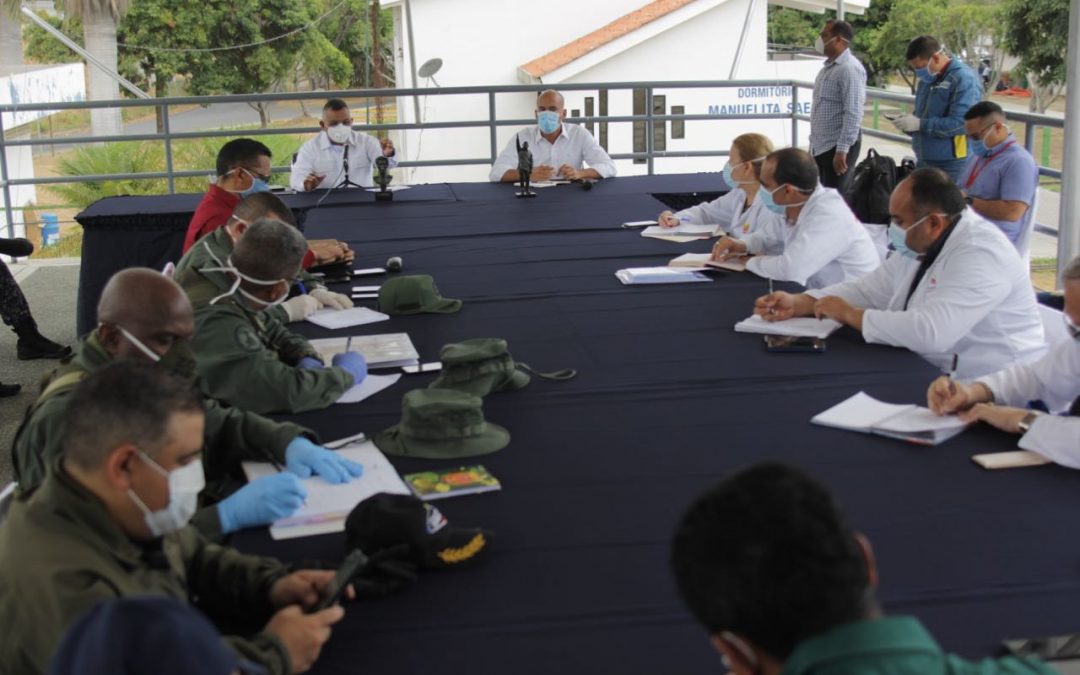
[964,140,1016,189]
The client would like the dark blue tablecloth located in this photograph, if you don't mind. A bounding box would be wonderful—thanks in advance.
[223,179,1080,674]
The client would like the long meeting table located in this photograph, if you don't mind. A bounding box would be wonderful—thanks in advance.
[183,176,1080,674]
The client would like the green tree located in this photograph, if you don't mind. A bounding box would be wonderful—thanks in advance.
[766,7,819,49]
[865,0,948,93]
[1001,0,1068,113]
[22,12,83,65]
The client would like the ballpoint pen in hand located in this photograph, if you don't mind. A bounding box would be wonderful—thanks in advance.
[947,354,958,395]
[345,336,353,352]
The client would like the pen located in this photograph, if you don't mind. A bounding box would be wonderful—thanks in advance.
[767,278,775,315]
[324,432,367,449]
[947,353,958,394]
[297,281,308,295]
[345,336,353,352]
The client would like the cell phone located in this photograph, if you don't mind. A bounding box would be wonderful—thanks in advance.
[402,362,443,374]
[309,549,368,613]
[1003,634,1080,670]
[764,335,826,353]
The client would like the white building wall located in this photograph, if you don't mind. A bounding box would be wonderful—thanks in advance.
[386,0,826,184]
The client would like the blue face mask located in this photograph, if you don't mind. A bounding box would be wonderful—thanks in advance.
[915,67,935,84]
[537,111,561,134]
[240,169,271,197]
[759,185,785,214]
[969,139,987,158]
[888,215,929,259]
[723,161,756,188]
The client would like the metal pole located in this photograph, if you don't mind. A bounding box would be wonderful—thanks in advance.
[488,92,498,164]
[162,104,175,194]
[729,0,757,79]
[0,110,14,239]
[20,7,150,100]
[837,0,845,20]
[404,0,420,125]
[790,86,799,146]
[646,87,655,175]
[1057,0,1080,275]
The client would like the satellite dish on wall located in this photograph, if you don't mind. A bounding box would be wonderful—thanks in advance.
[418,58,443,86]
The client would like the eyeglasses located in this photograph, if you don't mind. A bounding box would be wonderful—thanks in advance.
[241,167,272,182]
[966,123,996,142]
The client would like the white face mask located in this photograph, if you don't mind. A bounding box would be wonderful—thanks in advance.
[127,452,205,538]
[326,123,352,144]
[198,243,291,310]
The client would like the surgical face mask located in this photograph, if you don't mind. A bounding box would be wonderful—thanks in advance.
[127,452,204,538]
[198,244,292,311]
[116,326,198,382]
[887,214,930,259]
[815,35,837,55]
[325,123,352,144]
[537,111,561,134]
[723,160,757,187]
[967,123,996,157]
[239,168,271,198]
[916,49,944,83]
[760,183,808,215]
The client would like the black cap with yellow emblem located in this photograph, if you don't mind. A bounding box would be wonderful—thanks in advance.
[344,492,493,570]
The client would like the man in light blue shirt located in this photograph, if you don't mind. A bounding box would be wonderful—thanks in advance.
[959,101,1039,250]
[809,19,866,192]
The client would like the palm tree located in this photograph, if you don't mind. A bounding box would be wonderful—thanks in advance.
[0,12,22,72]
[2,0,130,137]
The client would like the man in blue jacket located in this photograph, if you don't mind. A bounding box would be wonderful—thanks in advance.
[891,35,982,182]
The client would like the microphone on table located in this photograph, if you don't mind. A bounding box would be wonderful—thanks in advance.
[374,156,393,202]
[386,256,403,272]
[580,179,593,191]
[515,136,536,199]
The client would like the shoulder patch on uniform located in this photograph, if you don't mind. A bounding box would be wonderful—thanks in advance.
[235,326,262,352]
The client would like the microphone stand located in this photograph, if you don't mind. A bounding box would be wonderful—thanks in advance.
[515,137,536,199]
[335,144,363,189]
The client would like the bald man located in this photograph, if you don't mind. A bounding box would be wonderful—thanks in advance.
[174,192,354,324]
[12,268,363,540]
[488,89,616,183]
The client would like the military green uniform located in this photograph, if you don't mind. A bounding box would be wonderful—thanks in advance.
[781,616,1054,675]
[178,254,353,415]
[0,463,291,675]
[11,331,314,539]
[174,228,325,326]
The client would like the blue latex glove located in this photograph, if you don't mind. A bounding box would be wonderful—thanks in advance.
[332,351,367,383]
[217,473,308,534]
[298,356,324,369]
[285,436,364,484]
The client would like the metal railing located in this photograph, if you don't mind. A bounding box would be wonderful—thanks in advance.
[0,79,1066,242]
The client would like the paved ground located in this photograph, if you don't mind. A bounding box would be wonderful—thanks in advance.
[0,260,80,487]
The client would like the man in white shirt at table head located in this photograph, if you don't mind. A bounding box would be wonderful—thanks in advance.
[488,89,616,183]
[926,255,1080,468]
[290,98,397,191]
[754,167,1045,379]
[711,147,879,289]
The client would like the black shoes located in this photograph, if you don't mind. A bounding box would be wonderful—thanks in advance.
[0,381,19,397]
[0,238,34,258]
[17,334,71,360]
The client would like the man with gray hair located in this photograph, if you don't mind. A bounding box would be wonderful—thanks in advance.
[179,218,368,414]
[927,255,1080,467]
[488,89,616,183]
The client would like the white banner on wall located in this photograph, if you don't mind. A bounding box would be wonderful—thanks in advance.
[0,63,86,129]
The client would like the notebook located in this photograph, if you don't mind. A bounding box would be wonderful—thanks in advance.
[404,466,502,501]
[734,314,841,339]
[668,252,749,272]
[616,267,713,285]
[812,391,969,446]
[640,224,719,239]
[306,307,390,330]
[309,333,419,369]
[622,220,657,228]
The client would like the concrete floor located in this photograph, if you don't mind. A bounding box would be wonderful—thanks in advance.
[0,261,80,487]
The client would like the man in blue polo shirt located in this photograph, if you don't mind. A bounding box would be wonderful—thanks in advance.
[892,36,982,182]
[671,463,1054,675]
[960,101,1039,251]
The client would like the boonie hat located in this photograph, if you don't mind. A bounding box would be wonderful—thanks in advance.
[428,338,530,396]
[378,275,461,315]
[373,388,509,459]
[345,492,493,569]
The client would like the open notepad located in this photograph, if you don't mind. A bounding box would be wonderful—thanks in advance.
[306,307,390,330]
[812,391,969,446]
[734,314,842,339]
[309,333,419,369]
[241,440,411,540]
[668,252,749,272]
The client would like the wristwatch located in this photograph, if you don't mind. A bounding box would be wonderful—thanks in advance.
[1017,411,1040,434]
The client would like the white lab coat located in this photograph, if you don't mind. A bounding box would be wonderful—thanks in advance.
[807,209,1046,379]
[488,124,616,182]
[743,186,880,289]
[289,130,397,190]
[674,188,785,250]
[979,337,1080,468]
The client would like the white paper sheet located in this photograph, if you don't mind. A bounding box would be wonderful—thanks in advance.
[734,314,842,339]
[242,441,411,540]
[811,391,914,432]
[336,372,401,404]
[364,185,411,192]
[615,267,713,285]
[641,224,718,237]
[306,307,390,330]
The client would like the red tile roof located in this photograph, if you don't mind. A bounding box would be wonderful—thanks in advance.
[519,0,699,78]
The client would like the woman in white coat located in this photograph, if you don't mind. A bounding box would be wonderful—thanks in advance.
[927,255,1080,468]
[656,133,781,248]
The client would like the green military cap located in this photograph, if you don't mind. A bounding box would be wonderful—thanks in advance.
[374,388,509,459]
[428,338,530,396]
[378,275,462,315]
